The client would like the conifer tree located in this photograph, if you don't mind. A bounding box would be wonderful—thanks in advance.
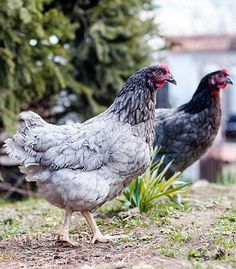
[49,0,157,120]
[0,0,76,131]
[0,0,159,131]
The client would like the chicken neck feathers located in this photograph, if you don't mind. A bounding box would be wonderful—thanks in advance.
[106,69,156,145]
[178,78,220,114]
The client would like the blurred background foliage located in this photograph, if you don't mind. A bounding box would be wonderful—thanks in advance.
[0,0,76,132]
[0,0,159,132]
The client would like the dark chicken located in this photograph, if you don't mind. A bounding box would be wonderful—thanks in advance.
[5,65,176,245]
[154,69,233,179]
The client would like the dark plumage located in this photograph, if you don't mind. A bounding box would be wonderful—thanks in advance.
[154,69,233,179]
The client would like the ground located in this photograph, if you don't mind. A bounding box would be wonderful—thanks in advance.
[0,181,236,269]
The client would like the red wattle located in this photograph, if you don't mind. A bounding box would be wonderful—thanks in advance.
[155,82,166,89]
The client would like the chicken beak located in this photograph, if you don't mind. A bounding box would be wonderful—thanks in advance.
[166,75,177,85]
[226,76,233,85]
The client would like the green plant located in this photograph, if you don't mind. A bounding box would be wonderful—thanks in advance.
[122,148,190,213]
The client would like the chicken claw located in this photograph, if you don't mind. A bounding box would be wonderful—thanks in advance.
[91,232,128,244]
[54,229,79,247]
[55,228,69,241]
[81,211,128,244]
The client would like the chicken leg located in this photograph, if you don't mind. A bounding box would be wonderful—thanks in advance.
[55,209,78,247]
[81,211,127,243]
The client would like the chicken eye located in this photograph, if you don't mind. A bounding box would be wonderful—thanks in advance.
[154,70,161,76]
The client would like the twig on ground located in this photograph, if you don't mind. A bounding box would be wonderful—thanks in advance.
[0,182,38,198]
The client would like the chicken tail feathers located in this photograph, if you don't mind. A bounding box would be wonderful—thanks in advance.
[4,138,50,183]
[4,111,46,167]
[4,138,36,166]
[20,111,45,128]
[19,165,50,182]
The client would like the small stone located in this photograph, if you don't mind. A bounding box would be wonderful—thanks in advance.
[81,265,95,269]
[132,264,155,269]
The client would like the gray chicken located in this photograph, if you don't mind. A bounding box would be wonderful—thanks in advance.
[154,69,233,180]
[5,65,176,245]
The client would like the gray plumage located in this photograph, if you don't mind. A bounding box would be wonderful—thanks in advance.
[4,66,166,213]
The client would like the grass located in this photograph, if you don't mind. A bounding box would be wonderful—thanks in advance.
[0,198,64,240]
[0,182,236,268]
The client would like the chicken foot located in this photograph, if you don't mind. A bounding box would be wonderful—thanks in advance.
[81,211,127,243]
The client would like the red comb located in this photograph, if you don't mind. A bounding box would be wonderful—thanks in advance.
[159,64,170,73]
[222,67,229,75]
